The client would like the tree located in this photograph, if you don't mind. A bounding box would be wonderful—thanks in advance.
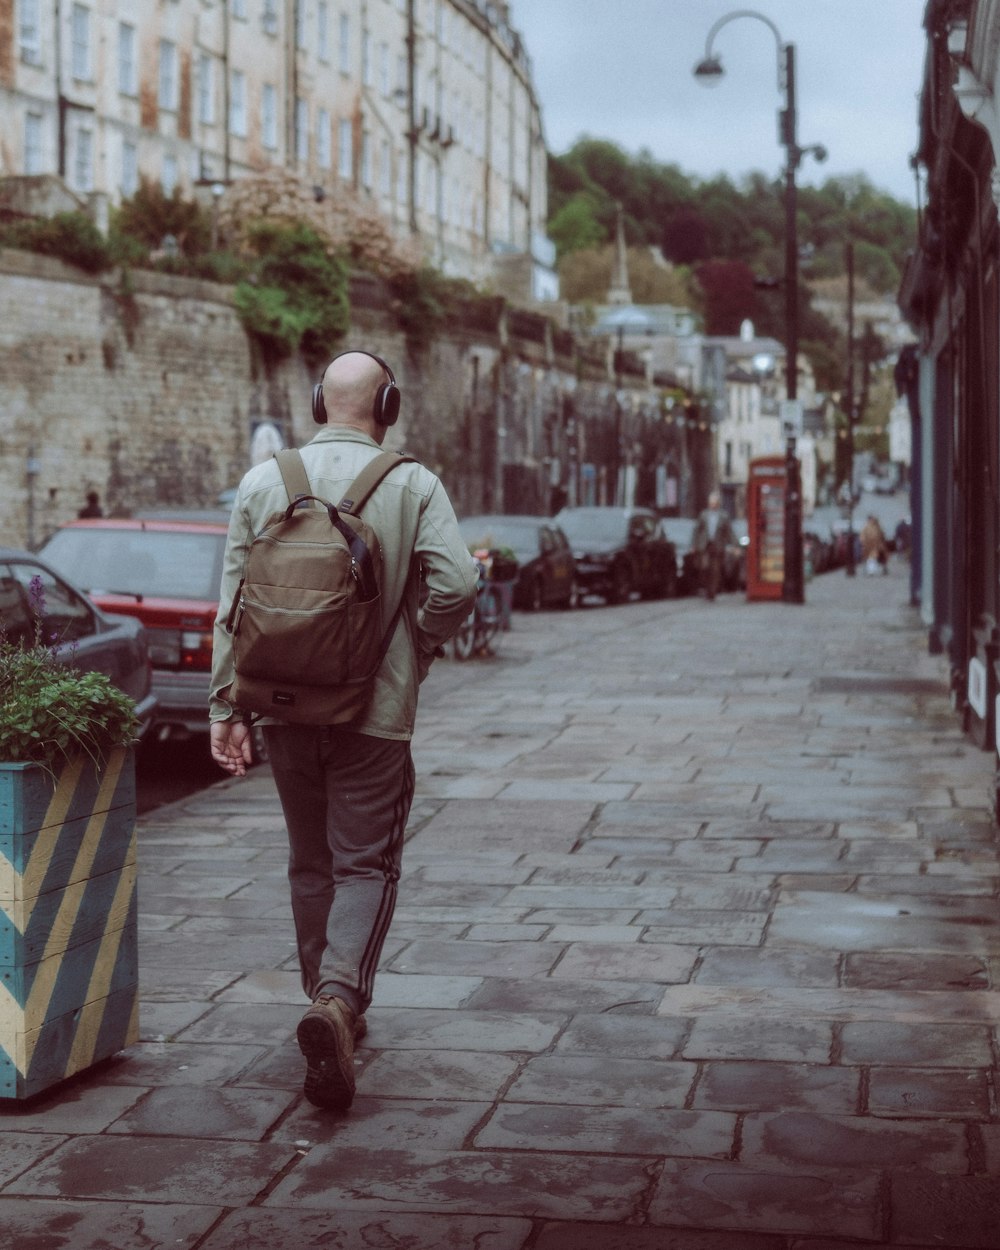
[548,193,607,260]
[662,208,710,264]
[693,260,758,335]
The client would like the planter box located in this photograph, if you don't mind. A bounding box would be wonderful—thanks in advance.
[0,747,138,1100]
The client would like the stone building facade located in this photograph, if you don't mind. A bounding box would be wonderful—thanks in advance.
[0,0,554,297]
[0,246,712,550]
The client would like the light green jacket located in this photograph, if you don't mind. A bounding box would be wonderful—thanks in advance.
[210,427,479,740]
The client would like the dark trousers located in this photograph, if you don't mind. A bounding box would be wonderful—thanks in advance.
[263,724,415,1013]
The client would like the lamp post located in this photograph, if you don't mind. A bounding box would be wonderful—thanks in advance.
[693,9,826,605]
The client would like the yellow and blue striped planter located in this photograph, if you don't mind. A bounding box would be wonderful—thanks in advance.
[0,747,138,1100]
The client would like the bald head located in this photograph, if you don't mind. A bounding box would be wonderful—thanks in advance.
[320,352,390,436]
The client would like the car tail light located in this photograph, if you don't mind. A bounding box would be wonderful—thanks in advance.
[180,629,214,671]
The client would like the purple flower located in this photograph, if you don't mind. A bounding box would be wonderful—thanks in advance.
[28,575,46,619]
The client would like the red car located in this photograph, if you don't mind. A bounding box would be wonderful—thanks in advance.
[39,515,227,743]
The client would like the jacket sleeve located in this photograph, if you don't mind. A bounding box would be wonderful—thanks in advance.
[413,478,479,679]
[209,488,255,722]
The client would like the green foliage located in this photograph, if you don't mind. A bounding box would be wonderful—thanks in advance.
[0,590,137,771]
[548,139,917,293]
[110,177,211,256]
[0,211,112,273]
[387,266,465,358]
[548,193,607,260]
[234,220,349,364]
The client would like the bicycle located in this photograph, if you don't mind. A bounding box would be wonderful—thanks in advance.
[452,550,503,659]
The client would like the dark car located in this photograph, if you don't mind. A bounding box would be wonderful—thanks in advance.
[457,514,577,610]
[659,517,699,595]
[39,516,228,742]
[555,506,677,603]
[0,547,157,737]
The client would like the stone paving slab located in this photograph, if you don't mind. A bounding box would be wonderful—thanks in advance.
[6,570,1000,1248]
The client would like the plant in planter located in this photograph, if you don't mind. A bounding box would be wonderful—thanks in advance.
[1,578,141,1100]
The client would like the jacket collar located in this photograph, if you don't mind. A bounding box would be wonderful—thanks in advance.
[308,426,382,450]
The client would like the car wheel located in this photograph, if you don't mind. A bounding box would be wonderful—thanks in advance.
[560,577,580,609]
[607,563,631,604]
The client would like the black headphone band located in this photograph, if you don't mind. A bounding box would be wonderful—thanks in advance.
[312,350,400,426]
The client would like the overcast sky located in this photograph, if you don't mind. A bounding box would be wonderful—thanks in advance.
[510,0,927,206]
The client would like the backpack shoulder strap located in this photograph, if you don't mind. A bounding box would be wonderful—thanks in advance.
[339,452,418,516]
[274,448,313,504]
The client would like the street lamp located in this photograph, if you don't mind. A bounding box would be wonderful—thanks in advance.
[693,9,826,604]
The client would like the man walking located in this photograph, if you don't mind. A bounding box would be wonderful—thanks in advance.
[209,351,477,1111]
[692,489,734,601]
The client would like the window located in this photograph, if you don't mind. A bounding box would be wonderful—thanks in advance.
[231,0,247,19]
[379,42,389,97]
[71,4,91,80]
[262,83,278,150]
[360,130,371,188]
[118,23,137,95]
[72,125,93,192]
[230,70,247,137]
[162,152,177,195]
[0,562,95,649]
[317,2,329,61]
[122,140,138,196]
[317,108,331,169]
[338,117,352,179]
[362,29,371,86]
[159,40,178,111]
[338,11,350,74]
[379,139,391,196]
[295,98,308,163]
[19,0,42,64]
[196,53,214,125]
[263,0,278,35]
[294,0,305,48]
[24,112,43,174]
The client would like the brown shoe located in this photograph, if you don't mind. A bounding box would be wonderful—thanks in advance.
[296,995,356,1110]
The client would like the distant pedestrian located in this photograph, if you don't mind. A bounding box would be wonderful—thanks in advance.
[860,514,889,575]
[78,490,103,518]
[209,351,477,1113]
[692,490,733,600]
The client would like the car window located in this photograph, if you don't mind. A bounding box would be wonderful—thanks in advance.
[42,528,225,601]
[539,526,555,554]
[0,561,96,646]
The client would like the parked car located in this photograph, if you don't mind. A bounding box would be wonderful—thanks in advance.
[659,516,699,595]
[555,506,677,603]
[39,515,228,743]
[0,546,157,738]
[457,514,578,610]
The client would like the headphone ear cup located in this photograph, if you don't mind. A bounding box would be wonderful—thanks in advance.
[312,382,327,425]
[376,382,401,426]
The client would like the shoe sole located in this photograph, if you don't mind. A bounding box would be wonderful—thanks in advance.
[297,1014,355,1110]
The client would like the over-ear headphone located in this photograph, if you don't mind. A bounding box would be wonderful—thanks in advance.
[312,350,401,427]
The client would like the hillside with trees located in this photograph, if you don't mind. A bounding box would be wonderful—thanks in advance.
[547,138,918,391]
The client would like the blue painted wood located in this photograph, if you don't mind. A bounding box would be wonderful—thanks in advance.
[0,749,139,1100]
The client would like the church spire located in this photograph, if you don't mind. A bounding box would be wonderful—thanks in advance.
[607,201,632,306]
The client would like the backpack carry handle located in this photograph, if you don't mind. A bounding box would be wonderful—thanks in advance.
[284,494,379,602]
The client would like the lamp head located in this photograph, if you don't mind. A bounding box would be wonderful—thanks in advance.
[693,55,725,84]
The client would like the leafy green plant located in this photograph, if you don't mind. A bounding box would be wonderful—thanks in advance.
[233,220,349,365]
[111,178,211,257]
[0,577,138,772]
[0,212,112,273]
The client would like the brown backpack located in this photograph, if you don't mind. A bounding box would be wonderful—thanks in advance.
[223,447,416,724]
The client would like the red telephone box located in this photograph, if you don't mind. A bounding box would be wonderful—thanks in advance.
[746,456,787,601]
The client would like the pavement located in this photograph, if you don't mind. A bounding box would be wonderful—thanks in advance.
[2,553,999,1250]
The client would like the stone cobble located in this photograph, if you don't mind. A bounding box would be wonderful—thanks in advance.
[2,561,999,1248]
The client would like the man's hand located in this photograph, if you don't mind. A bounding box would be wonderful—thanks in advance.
[210,720,254,777]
